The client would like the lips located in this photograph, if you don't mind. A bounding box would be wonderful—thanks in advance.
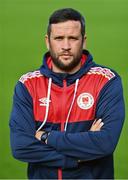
[60,53,72,57]
[59,52,72,60]
[60,55,72,60]
[60,51,72,55]
[61,54,71,57]
[61,53,71,56]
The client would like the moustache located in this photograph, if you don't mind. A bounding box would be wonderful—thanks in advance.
[59,51,72,56]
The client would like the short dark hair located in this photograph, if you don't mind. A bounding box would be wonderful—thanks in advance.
[47,8,85,38]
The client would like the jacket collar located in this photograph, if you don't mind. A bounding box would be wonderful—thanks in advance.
[40,50,95,87]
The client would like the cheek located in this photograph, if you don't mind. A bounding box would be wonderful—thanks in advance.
[50,42,61,52]
[49,45,60,58]
[73,43,83,52]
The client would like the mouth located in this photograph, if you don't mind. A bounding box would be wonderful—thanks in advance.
[60,55,72,61]
[60,53,72,58]
[61,54,71,56]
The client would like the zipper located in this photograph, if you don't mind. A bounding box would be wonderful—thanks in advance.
[61,80,67,131]
[58,80,67,180]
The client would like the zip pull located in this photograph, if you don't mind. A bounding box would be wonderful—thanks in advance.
[63,79,67,88]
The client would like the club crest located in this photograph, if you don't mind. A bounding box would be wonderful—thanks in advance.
[77,93,94,110]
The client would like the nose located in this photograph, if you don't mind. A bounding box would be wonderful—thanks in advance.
[62,39,71,51]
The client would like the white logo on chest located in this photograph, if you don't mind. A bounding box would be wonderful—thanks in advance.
[77,93,94,110]
[39,98,51,106]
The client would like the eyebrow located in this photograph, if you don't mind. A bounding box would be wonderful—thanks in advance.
[52,35,81,39]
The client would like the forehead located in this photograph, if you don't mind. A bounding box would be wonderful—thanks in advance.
[50,20,81,36]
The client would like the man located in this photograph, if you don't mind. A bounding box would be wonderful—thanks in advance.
[10,8,125,179]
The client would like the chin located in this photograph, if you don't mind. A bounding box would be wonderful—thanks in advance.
[60,58,73,63]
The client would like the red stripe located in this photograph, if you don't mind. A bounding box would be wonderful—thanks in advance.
[57,84,66,180]
[58,168,62,180]
[58,119,64,179]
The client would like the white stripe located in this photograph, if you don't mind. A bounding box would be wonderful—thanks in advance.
[64,79,79,131]
[19,70,43,83]
[36,78,52,132]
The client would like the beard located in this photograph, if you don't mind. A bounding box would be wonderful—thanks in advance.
[49,47,83,72]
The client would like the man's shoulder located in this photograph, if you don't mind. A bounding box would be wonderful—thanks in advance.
[87,65,118,80]
[19,70,43,84]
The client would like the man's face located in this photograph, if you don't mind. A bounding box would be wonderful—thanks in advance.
[45,20,86,73]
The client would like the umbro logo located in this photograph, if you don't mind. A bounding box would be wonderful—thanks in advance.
[39,98,51,106]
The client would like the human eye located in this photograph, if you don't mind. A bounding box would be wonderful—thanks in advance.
[69,36,79,41]
[54,36,63,41]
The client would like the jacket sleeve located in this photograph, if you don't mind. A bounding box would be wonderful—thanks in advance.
[47,76,125,161]
[9,81,78,169]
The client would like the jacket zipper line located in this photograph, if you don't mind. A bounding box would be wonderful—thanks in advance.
[58,80,67,180]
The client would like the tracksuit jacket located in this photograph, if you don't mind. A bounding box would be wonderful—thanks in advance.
[10,50,125,179]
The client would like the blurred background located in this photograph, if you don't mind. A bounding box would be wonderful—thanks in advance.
[0,0,127,179]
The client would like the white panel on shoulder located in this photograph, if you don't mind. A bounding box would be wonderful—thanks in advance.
[19,70,43,83]
[87,67,115,80]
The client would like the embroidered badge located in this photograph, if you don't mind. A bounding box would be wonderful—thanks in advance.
[77,93,94,110]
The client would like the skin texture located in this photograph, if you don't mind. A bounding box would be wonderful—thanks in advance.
[90,119,104,131]
[35,20,104,142]
[45,20,86,74]
[35,119,104,142]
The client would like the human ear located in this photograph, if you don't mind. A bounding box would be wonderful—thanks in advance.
[45,34,49,50]
[83,34,87,49]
